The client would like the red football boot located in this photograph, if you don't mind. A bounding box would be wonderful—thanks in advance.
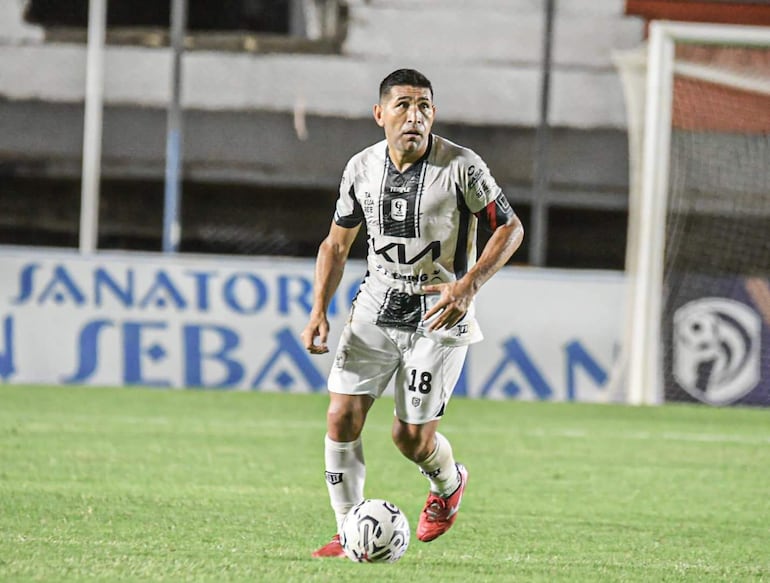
[416,463,469,542]
[311,534,346,558]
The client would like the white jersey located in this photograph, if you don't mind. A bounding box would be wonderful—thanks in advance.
[334,134,516,346]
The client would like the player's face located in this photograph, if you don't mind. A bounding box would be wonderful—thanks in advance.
[374,85,435,164]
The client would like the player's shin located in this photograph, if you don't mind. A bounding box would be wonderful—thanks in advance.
[324,434,366,532]
[417,432,461,496]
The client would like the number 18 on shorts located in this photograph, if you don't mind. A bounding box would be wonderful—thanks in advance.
[328,321,468,424]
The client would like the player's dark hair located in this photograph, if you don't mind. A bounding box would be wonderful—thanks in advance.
[379,69,433,102]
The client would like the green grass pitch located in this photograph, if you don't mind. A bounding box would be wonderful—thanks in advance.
[1,384,769,582]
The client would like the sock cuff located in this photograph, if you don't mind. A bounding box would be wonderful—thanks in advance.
[424,432,449,464]
[324,433,362,452]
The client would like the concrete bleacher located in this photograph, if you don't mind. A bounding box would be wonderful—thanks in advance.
[0,0,643,127]
[0,0,644,267]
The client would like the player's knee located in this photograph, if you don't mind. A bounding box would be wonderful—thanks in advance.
[326,399,367,441]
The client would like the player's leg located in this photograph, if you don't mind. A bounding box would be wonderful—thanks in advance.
[392,420,468,542]
[392,419,462,498]
[391,338,469,542]
[313,392,372,558]
[312,321,400,558]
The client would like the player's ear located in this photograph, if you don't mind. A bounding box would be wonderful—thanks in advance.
[373,104,385,127]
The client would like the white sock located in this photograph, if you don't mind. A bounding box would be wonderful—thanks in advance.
[417,432,461,497]
[324,434,366,533]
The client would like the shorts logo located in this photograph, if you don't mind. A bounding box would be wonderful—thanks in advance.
[325,472,343,485]
[391,198,407,221]
[672,298,761,405]
[411,397,421,407]
[334,349,347,369]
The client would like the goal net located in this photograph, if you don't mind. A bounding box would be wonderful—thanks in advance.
[614,21,770,406]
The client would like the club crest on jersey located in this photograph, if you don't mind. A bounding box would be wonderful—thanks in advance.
[391,198,408,221]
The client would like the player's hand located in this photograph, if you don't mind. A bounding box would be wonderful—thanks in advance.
[421,279,474,331]
[301,312,330,354]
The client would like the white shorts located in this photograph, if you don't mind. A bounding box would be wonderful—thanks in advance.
[327,320,468,424]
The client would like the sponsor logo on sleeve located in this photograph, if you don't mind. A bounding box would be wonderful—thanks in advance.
[467,165,492,198]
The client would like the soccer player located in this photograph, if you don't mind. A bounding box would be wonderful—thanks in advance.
[301,68,524,558]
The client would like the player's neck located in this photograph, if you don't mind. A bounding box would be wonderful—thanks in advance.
[387,142,430,173]
[389,156,419,173]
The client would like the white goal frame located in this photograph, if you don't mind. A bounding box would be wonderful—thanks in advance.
[622,20,770,405]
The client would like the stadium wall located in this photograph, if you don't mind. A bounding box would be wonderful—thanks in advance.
[0,0,641,128]
[0,1,643,268]
[0,247,624,402]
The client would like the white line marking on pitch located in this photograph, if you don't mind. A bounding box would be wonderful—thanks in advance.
[7,413,770,445]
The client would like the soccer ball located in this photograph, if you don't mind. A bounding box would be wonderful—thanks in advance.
[340,499,410,563]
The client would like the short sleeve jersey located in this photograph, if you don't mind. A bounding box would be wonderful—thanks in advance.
[334,134,516,346]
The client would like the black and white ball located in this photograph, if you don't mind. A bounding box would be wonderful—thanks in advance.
[340,499,410,563]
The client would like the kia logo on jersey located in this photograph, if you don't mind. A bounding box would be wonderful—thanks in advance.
[373,241,441,265]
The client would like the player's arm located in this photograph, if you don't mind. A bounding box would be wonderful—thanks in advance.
[423,199,523,331]
[301,221,361,354]
[464,212,523,292]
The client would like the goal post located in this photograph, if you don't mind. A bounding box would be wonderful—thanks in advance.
[614,21,770,406]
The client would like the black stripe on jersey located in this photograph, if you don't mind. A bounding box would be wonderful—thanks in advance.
[381,160,419,238]
[378,152,388,236]
[454,185,471,279]
[380,140,432,238]
[335,183,364,228]
[375,290,423,330]
[415,160,429,238]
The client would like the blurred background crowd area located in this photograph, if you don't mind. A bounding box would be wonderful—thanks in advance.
[1,0,646,268]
